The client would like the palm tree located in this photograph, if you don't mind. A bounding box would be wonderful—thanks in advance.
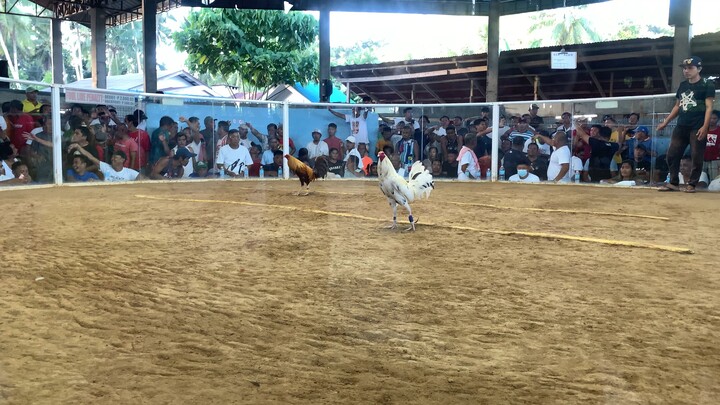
[528,7,600,47]
[0,13,49,82]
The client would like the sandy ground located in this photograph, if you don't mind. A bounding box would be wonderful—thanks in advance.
[0,179,719,404]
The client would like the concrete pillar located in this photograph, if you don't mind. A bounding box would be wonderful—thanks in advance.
[143,0,158,93]
[319,8,331,102]
[90,9,107,89]
[486,0,500,102]
[51,18,64,84]
[671,25,692,90]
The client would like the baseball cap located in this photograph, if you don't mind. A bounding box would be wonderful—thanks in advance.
[512,136,526,145]
[679,56,702,67]
[312,128,322,134]
[196,161,208,169]
[635,125,649,134]
[345,136,356,144]
[26,87,38,94]
[174,147,197,160]
[530,104,540,110]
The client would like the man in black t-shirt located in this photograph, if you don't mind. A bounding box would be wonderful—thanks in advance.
[327,147,345,178]
[575,124,619,182]
[657,56,716,192]
[501,136,528,179]
[527,143,549,180]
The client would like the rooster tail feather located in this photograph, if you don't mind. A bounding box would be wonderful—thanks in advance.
[408,161,434,200]
[313,156,329,180]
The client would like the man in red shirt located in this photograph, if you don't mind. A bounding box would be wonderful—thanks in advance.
[7,100,36,153]
[324,123,344,159]
[125,114,150,172]
[703,110,720,180]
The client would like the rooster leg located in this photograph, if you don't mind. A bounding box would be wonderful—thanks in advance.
[385,201,398,229]
[293,183,304,196]
[301,185,310,196]
[402,203,417,232]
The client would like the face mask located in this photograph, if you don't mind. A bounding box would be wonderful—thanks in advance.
[517,169,528,177]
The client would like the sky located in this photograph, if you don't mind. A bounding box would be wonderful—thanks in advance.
[161,0,720,70]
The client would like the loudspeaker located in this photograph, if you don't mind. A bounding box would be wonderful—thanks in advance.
[0,60,8,89]
[668,0,691,26]
[321,78,333,101]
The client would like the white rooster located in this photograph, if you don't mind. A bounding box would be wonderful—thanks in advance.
[377,152,435,231]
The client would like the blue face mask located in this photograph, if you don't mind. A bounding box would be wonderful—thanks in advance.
[517,169,528,177]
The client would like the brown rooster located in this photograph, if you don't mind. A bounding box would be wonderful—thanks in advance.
[284,154,329,195]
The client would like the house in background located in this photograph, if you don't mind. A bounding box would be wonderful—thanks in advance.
[266,82,352,103]
[65,70,225,97]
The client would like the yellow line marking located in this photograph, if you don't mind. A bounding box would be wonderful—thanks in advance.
[231,188,670,221]
[445,201,670,221]
[135,194,692,254]
[235,187,361,196]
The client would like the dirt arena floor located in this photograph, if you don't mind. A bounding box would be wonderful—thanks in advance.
[1,179,718,404]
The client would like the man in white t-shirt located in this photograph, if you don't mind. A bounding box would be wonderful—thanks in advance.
[457,134,482,180]
[305,129,329,160]
[216,129,253,177]
[328,106,370,145]
[261,137,280,165]
[343,136,364,177]
[536,131,571,182]
[70,145,140,182]
[508,161,540,183]
[678,156,710,188]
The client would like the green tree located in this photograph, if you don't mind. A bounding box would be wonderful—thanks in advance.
[527,7,600,47]
[174,9,318,99]
[613,20,674,40]
[331,40,381,66]
[107,14,176,76]
[0,12,51,83]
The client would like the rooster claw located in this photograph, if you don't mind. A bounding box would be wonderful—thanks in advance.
[403,217,418,232]
[384,223,397,230]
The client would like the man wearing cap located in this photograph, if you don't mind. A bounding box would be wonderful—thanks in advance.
[343,135,364,177]
[624,125,653,163]
[151,147,195,180]
[305,129,329,162]
[528,104,544,129]
[22,88,41,114]
[658,56,716,193]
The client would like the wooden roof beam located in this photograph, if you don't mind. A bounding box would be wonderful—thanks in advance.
[582,62,606,97]
[420,83,445,103]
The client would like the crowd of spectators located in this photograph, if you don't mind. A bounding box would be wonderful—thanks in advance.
[1,88,719,191]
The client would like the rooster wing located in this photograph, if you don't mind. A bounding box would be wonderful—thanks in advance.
[285,154,314,186]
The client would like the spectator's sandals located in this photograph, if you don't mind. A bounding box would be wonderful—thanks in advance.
[658,184,679,192]
[684,185,696,193]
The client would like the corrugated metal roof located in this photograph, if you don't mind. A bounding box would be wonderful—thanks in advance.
[331,32,720,103]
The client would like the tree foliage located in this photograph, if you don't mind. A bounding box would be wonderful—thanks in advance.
[331,40,381,66]
[0,12,51,83]
[106,15,175,76]
[527,7,600,47]
[174,9,319,98]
